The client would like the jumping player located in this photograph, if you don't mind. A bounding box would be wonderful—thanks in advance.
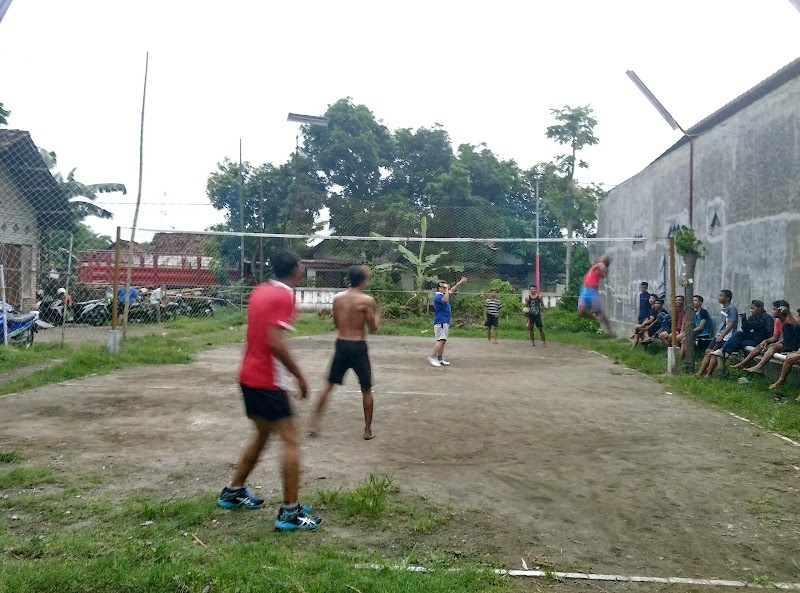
[524,285,546,347]
[578,255,614,336]
[429,276,468,367]
[309,265,379,440]
[217,249,321,530]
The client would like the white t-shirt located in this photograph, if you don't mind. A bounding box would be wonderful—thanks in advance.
[149,287,164,305]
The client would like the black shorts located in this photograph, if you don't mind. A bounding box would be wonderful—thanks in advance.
[527,313,542,329]
[695,336,711,350]
[327,339,372,389]
[485,314,499,328]
[240,384,293,422]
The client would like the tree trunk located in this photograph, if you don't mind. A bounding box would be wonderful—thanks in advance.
[682,252,699,373]
[565,217,574,291]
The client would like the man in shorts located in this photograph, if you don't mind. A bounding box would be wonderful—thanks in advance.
[429,276,468,367]
[309,265,379,440]
[484,289,502,343]
[524,285,546,347]
[217,249,321,531]
[578,255,614,336]
[695,289,738,378]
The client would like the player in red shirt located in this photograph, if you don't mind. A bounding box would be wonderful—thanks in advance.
[578,254,615,337]
[217,249,321,530]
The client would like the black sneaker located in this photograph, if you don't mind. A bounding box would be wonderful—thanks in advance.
[217,485,264,509]
[275,504,322,530]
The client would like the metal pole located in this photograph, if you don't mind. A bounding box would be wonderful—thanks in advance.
[0,264,7,347]
[112,226,121,330]
[239,138,245,283]
[535,176,540,291]
[688,137,694,228]
[60,233,73,347]
[669,236,677,347]
[259,179,264,283]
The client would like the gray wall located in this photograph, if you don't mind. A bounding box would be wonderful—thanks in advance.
[597,73,800,336]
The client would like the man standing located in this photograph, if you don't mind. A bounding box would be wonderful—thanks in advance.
[149,284,166,322]
[637,281,652,326]
[429,276,468,367]
[578,255,614,336]
[484,289,502,343]
[217,249,321,531]
[695,289,738,378]
[310,265,379,440]
[524,285,546,347]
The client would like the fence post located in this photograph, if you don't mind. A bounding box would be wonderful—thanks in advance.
[107,227,122,353]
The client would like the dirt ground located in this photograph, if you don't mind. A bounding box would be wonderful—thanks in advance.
[1,333,799,584]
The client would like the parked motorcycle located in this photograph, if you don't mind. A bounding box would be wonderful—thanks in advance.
[72,298,112,326]
[37,299,67,326]
[0,308,39,348]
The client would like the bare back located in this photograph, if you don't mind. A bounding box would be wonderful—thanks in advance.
[332,289,377,340]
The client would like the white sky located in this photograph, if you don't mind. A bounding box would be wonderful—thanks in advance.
[1,0,798,242]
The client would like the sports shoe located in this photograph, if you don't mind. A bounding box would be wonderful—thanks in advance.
[217,485,265,509]
[711,349,724,357]
[275,504,322,530]
[439,359,450,366]
[428,356,442,367]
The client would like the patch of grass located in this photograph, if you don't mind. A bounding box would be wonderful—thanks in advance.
[0,450,22,463]
[0,472,511,593]
[0,466,55,488]
[0,308,247,396]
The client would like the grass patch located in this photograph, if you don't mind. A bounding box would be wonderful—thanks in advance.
[0,466,55,488]
[0,471,510,593]
[0,450,22,463]
[0,308,247,396]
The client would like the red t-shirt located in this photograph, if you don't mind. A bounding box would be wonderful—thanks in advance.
[239,281,296,390]
[583,264,606,289]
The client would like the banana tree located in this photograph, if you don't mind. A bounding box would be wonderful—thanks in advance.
[40,149,127,220]
[374,216,463,295]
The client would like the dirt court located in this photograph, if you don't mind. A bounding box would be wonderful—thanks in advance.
[1,333,799,583]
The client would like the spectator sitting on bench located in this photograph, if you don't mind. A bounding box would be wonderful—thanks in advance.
[711,299,772,359]
[631,295,659,348]
[732,301,787,370]
[683,295,712,360]
[767,327,800,393]
[741,304,797,375]
[658,295,686,347]
[653,299,672,346]
[696,289,738,379]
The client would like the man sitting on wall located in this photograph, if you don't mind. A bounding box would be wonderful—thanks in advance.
[695,289,738,378]
[732,301,787,370]
[658,295,686,347]
[711,299,772,359]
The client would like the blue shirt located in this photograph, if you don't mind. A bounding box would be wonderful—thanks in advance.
[433,291,450,325]
[638,291,652,324]
[694,308,711,337]
[117,286,139,304]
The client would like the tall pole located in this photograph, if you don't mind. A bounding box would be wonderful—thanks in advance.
[259,179,264,283]
[123,51,149,341]
[239,138,244,283]
[0,264,7,347]
[688,138,694,227]
[112,226,121,330]
[535,176,541,291]
[60,233,73,347]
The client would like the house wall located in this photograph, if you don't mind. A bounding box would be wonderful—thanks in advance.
[597,73,800,336]
[0,162,38,309]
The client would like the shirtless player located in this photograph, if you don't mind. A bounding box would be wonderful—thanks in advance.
[309,265,379,440]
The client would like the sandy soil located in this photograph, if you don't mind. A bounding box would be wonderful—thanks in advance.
[1,333,799,585]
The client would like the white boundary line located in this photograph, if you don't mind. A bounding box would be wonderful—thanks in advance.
[355,564,800,589]
[727,412,800,448]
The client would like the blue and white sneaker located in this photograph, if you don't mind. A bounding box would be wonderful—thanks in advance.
[217,485,264,509]
[275,504,322,530]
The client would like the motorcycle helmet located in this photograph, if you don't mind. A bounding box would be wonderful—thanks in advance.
[57,288,67,296]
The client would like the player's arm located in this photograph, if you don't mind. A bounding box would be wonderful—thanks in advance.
[266,325,308,399]
[331,294,341,329]
[696,315,706,333]
[363,297,378,333]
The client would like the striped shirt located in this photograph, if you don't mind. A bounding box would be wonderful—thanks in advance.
[485,298,502,317]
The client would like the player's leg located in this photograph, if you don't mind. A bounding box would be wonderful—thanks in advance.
[769,351,800,389]
[537,316,546,345]
[274,416,322,530]
[310,341,347,434]
[527,317,536,346]
[352,342,375,439]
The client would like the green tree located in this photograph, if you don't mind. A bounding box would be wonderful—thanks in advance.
[545,105,600,289]
[39,149,127,220]
[0,102,9,126]
[206,157,326,277]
